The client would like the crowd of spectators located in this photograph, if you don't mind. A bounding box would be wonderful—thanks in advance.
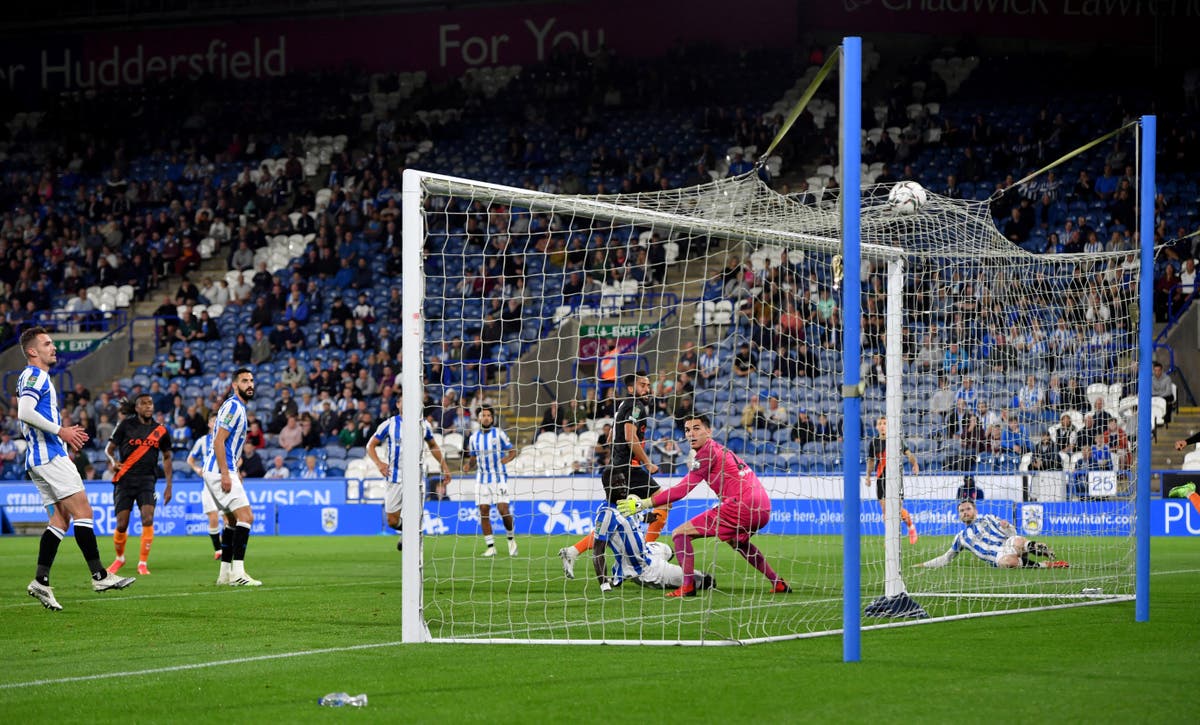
[0,41,1194,486]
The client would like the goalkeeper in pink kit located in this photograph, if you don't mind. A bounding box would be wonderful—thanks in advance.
[619,414,790,598]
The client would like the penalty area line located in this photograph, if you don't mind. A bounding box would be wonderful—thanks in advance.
[0,640,406,691]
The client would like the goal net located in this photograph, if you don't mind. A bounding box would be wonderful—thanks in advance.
[398,168,1138,645]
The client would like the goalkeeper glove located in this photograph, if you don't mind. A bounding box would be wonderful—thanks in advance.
[617,495,651,517]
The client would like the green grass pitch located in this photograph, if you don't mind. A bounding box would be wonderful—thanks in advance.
[0,534,1196,722]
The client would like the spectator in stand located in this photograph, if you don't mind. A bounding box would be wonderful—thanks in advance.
[197,309,220,342]
[1155,265,1183,322]
[1150,361,1175,424]
[299,414,322,449]
[542,398,564,432]
[696,344,719,389]
[298,454,325,479]
[953,376,978,411]
[1099,418,1130,470]
[1000,418,1031,457]
[277,415,303,452]
[593,423,613,470]
[179,346,203,377]
[813,413,841,443]
[263,455,290,479]
[1179,258,1198,299]
[732,342,757,379]
[675,341,698,378]
[1013,374,1044,423]
[239,441,266,479]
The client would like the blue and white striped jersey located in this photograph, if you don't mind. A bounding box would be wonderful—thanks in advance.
[372,415,434,484]
[593,502,651,584]
[189,434,212,467]
[952,514,1016,566]
[467,426,512,485]
[16,366,67,467]
[203,396,247,474]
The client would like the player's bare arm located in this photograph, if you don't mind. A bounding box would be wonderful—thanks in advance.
[161,448,174,503]
[625,421,659,474]
[366,436,388,478]
[213,425,232,492]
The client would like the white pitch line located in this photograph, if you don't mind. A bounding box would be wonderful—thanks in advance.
[0,640,406,691]
[2,578,400,609]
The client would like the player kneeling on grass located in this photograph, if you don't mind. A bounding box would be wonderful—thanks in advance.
[593,473,714,593]
[918,499,1069,570]
[619,414,789,598]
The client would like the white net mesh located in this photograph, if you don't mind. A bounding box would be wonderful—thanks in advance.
[404,171,1137,644]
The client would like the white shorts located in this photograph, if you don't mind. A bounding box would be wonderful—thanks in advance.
[384,480,404,515]
[29,456,85,508]
[631,541,685,589]
[474,479,510,507]
[202,471,249,513]
[995,536,1023,565]
[201,483,217,514]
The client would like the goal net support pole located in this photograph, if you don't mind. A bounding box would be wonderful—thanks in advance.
[1135,115,1154,623]
[839,35,864,663]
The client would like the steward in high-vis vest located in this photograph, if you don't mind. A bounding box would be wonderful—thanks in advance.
[104,393,174,576]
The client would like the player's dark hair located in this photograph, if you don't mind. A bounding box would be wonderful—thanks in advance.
[118,393,153,417]
[233,367,253,380]
[477,405,495,419]
[686,414,712,429]
[19,326,48,359]
[622,372,636,392]
[603,470,629,507]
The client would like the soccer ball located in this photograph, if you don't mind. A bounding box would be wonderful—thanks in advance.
[887,180,927,215]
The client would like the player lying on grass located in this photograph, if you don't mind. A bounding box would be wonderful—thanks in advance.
[619,414,789,598]
[918,499,1069,570]
[592,472,715,593]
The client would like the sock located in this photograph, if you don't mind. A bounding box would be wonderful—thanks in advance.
[139,524,154,564]
[233,521,251,561]
[733,538,780,583]
[113,529,128,560]
[208,527,221,552]
[673,532,695,580]
[36,525,65,585]
[221,527,234,563]
[506,534,514,541]
[572,531,595,554]
[73,518,108,580]
[484,535,495,548]
[1189,492,1200,516]
[900,508,914,532]
[646,506,669,542]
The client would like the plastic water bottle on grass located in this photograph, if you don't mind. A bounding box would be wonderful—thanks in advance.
[318,692,368,707]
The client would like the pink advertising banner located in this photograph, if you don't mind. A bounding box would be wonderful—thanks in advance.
[3,1,797,94]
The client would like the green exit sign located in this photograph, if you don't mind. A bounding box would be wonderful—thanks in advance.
[54,338,99,354]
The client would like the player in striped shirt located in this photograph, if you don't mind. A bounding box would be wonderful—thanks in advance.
[366,391,451,552]
[17,327,135,611]
[203,368,261,586]
[919,499,1069,569]
[187,414,222,560]
[463,406,518,557]
[592,473,715,593]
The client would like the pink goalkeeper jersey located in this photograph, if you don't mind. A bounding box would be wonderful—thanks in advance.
[652,438,767,507]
